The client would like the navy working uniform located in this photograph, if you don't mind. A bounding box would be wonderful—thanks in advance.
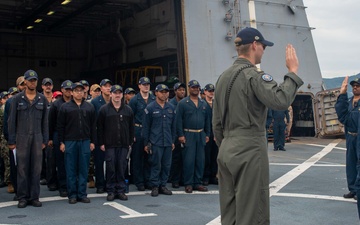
[203,84,218,185]
[48,80,73,196]
[129,77,156,190]
[142,84,176,193]
[271,109,289,151]
[169,82,186,187]
[175,80,210,192]
[8,70,49,205]
[335,86,359,199]
[91,78,112,193]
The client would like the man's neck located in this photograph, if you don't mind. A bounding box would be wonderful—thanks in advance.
[102,93,111,103]
[176,96,183,102]
[156,99,165,108]
[63,96,71,102]
[112,100,121,109]
[44,92,52,102]
[74,98,82,105]
[140,91,149,99]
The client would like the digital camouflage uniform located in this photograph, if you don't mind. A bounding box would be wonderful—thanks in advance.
[0,105,10,184]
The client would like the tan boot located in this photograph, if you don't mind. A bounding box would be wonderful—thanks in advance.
[7,183,14,193]
[88,177,95,188]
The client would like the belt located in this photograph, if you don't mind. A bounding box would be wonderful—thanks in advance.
[135,123,142,128]
[184,129,203,133]
[348,131,357,136]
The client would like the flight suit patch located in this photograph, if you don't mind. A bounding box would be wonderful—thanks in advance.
[262,74,273,82]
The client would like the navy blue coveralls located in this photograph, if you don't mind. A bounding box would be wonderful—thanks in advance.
[271,109,289,150]
[97,101,134,195]
[203,100,218,184]
[169,97,183,186]
[3,98,17,194]
[142,101,176,188]
[129,93,155,188]
[57,99,96,200]
[91,94,108,190]
[335,94,359,203]
[48,97,68,193]
[175,96,210,188]
[8,91,49,202]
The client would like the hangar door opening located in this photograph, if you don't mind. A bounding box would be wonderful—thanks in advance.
[0,0,186,91]
[291,94,315,137]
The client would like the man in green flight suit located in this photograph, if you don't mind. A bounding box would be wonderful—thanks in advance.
[212,27,303,225]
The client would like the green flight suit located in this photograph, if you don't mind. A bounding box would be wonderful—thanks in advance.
[213,58,303,225]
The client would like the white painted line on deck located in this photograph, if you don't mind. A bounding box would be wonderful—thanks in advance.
[270,163,345,167]
[206,139,343,225]
[307,143,346,151]
[273,192,356,202]
[270,139,341,196]
[104,202,157,218]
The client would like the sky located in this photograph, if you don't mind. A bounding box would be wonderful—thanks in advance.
[304,0,360,78]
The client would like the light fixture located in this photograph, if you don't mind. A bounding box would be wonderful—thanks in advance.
[225,31,233,40]
[224,11,233,22]
[47,11,55,16]
[34,19,42,23]
[61,0,72,5]
[222,0,230,5]
[27,26,34,29]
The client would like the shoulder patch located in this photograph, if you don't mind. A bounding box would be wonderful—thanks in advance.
[261,74,273,82]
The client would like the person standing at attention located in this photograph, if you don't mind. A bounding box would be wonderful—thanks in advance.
[8,70,49,208]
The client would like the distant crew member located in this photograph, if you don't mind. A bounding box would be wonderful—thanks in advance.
[57,82,96,204]
[8,70,49,208]
[271,109,289,151]
[169,82,186,188]
[90,78,112,193]
[143,84,175,197]
[202,83,218,185]
[175,80,210,194]
[124,88,136,104]
[335,77,360,209]
[129,77,155,191]
[97,84,134,201]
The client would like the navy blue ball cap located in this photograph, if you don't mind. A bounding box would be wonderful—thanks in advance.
[0,91,9,99]
[100,79,112,86]
[42,78,53,85]
[235,27,274,47]
[72,82,84,90]
[8,87,19,94]
[110,84,123,93]
[124,87,136,94]
[155,84,169,92]
[24,69,38,80]
[61,80,73,89]
[188,80,200,88]
[350,78,360,86]
[138,77,151,85]
[200,88,204,94]
[204,83,215,91]
[79,80,89,86]
[173,82,186,90]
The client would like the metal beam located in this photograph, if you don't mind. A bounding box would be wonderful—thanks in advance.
[18,0,57,28]
[48,0,104,30]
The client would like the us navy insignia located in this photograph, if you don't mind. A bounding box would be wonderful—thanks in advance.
[262,74,273,82]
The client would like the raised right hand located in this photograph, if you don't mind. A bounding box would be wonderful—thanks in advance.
[285,44,299,75]
[340,76,348,94]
